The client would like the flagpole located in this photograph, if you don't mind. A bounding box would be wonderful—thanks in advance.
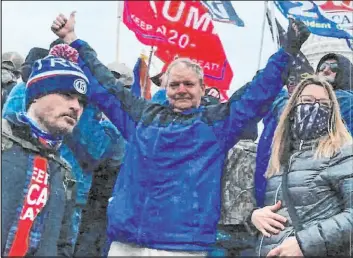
[270,1,280,51]
[143,46,154,97]
[116,1,124,63]
[257,1,268,71]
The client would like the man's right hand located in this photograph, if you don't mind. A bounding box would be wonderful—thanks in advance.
[251,201,287,237]
[51,12,77,45]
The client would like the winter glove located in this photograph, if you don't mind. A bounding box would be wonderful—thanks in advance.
[284,18,311,56]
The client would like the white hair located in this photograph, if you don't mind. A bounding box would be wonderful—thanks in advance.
[165,58,204,85]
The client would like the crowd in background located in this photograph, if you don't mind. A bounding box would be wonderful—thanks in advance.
[1,12,352,257]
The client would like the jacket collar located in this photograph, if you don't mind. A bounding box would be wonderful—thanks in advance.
[291,138,320,151]
[162,100,205,115]
[7,112,62,152]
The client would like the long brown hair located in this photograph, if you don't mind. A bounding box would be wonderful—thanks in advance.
[266,75,352,177]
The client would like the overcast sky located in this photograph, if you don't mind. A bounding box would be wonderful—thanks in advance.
[2,1,284,96]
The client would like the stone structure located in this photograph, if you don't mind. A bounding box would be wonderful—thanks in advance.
[301,34,353,70]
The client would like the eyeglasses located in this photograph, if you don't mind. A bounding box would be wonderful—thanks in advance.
[297,95,332,108]
[319,62,339,73]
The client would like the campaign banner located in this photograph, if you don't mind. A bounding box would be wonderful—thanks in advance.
[201,1,245,27]
[318,1,353,30]
[266,10,314,93]
[274,1,353,49]
[123,0,234,91]
[317,0,353,48]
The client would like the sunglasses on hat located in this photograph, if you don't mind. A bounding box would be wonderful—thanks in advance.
[319,62,339,73]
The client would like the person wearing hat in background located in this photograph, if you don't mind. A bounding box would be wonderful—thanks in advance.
[1,45,88,256]
[2,41,69,119]
[1,51,24,109]
[2,51,24,74]
[3,45,52,126]
[150,72,168,104]
[107,61,134,89]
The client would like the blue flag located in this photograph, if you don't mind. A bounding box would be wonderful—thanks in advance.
[266,10,314,92]
[201,1,244,27]
[274,1,353,50]
[131,58,142,97]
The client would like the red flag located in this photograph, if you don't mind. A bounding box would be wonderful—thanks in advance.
[317,0,353,12]
[123,0,233,92]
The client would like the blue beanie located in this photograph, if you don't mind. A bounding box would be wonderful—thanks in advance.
[25,55,89,109]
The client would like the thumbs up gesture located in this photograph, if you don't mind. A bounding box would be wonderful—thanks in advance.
[51,11,78,44]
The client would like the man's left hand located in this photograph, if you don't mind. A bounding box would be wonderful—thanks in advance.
[266,237,304,257]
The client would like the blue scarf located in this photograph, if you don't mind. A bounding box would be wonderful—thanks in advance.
[17,112,63,150]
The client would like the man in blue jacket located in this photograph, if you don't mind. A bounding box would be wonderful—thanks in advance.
[254,52,353,208]
[52,13,309,256]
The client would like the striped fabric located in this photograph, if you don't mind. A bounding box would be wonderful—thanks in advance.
[26,69,89,87]
[4,154,48,256]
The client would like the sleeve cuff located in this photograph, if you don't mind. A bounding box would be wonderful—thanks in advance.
[243,208,259,236]
[70,39,87,50]
[295,232,306,256]
[295,227,327,256]
[280,47,295,58]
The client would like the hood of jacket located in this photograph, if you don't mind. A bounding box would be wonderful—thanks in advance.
[316,53,353,91]
[21,47,49,83]
[2,82,26,123]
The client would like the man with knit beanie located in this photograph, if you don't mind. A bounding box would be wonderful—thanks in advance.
[1,45,88,256]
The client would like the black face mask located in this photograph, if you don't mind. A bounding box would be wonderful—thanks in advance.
[291,103,331,141]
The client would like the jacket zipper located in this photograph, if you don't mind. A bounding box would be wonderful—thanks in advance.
[276,142,303,241]
[257,141,304,257]
[257,182,282,257]
[299,140,304,151]
[137,196,150,242]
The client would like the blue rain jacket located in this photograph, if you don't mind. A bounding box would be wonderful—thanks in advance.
[71,39,291,251]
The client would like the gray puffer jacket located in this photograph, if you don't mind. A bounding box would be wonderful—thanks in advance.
[256,141,353,257]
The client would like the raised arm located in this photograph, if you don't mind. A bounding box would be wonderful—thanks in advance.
[51,12,149,140]
[64,104,125,170]
[206,48,290,151]
[206,19,309,151]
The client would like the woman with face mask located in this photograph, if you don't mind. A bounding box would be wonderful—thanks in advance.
[247,76,353,257]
